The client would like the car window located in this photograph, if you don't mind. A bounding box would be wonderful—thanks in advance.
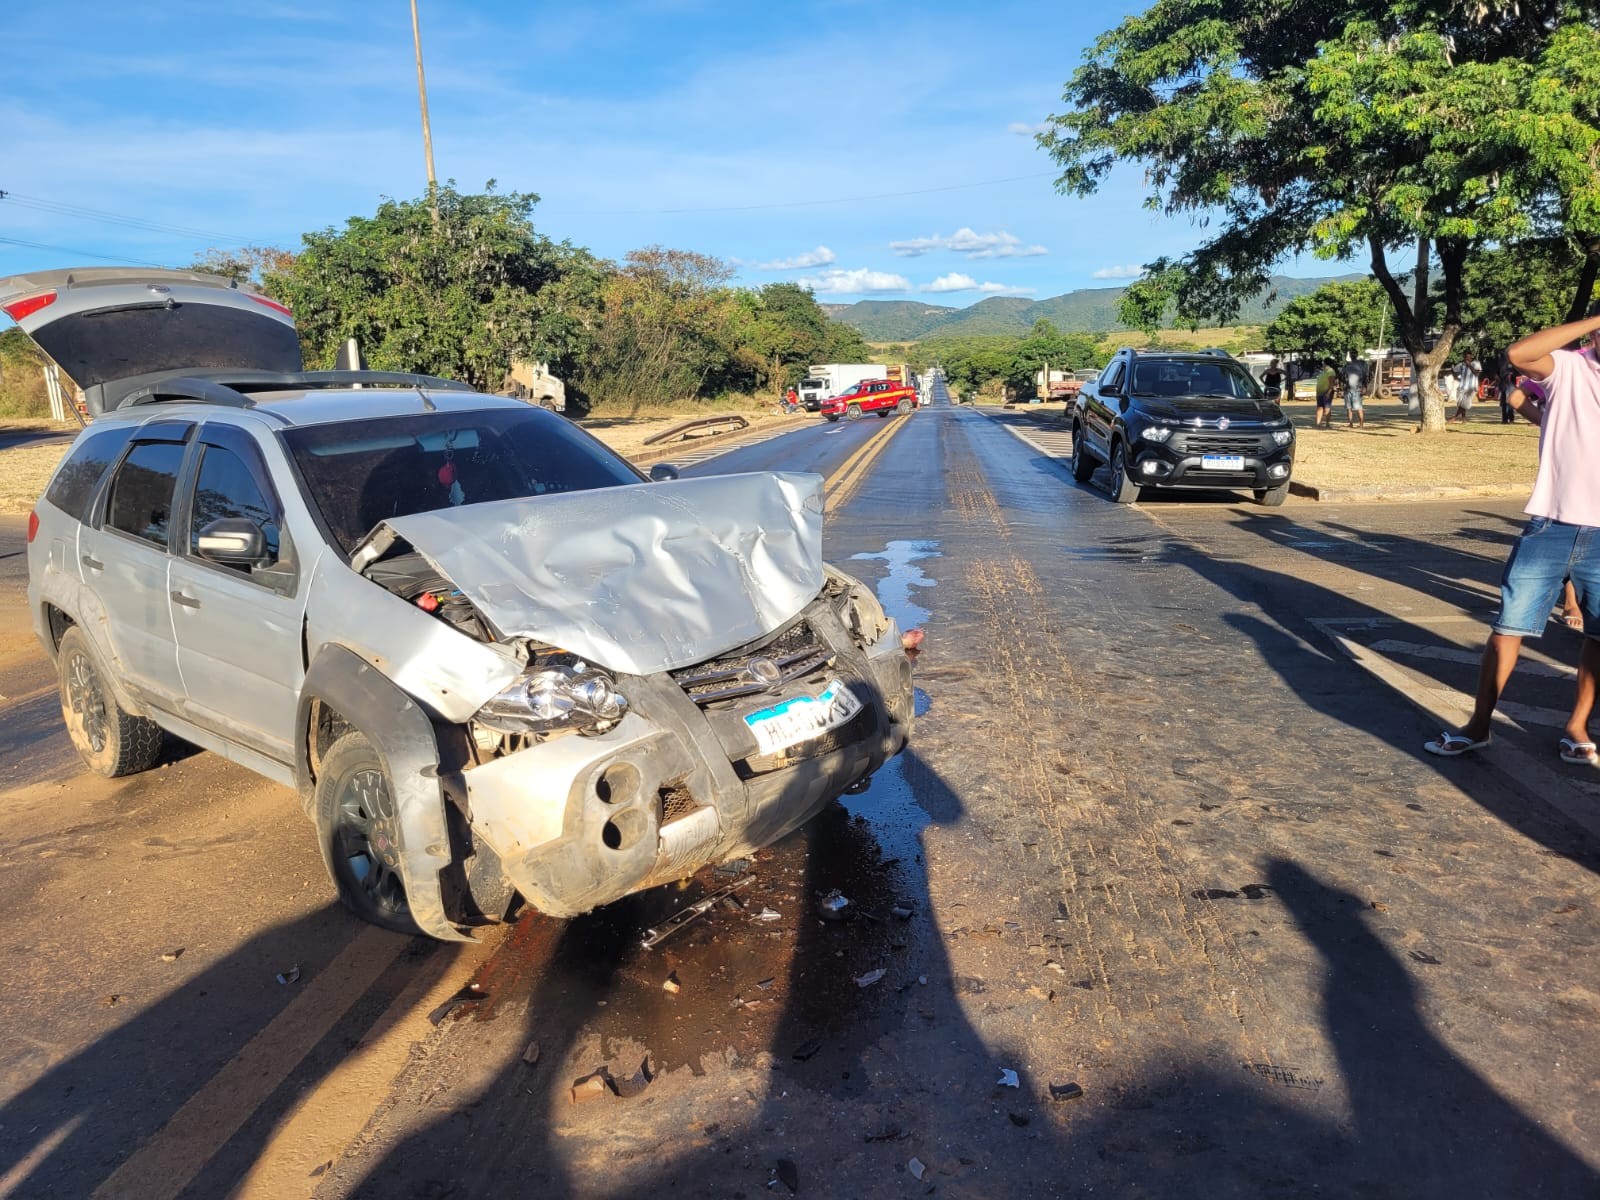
[283,408,643,555]
[44,425,137,522]
[104,441,186,548]
[189,445,282,571]
[1103,363,1125,393]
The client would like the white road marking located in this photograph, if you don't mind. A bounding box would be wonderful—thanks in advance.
[0,1114,84,1199]
[1368,638,1574,679]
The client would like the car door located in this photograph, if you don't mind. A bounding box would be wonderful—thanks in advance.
[1086,360,1125,453]
[78,423,194,715]
[166,423,307,763]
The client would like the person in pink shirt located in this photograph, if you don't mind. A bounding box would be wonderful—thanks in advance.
[1426,302,1600,763]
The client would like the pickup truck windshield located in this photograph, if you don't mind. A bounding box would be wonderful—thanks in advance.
[1131,361,1262,399]
[283,408,641,554]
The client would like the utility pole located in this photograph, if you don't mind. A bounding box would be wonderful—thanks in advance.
[410,0,438,222]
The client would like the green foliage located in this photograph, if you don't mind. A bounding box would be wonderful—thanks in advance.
[189,246,297,287]
[1452,239,1585,352]
[917,324,1108,395]
[0,327,49,417]
[267,183,602,391]
[1265,279,1392,359]
[1042,0,1600,429]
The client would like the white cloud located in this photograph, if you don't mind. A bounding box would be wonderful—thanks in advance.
[889,227,1048,259]
[923,272,979,293]
[796,267,912,295]
[756,245,836,270]
[978,281,1034,294]
[1091,264,1146,280]
[1007,121,1047,136]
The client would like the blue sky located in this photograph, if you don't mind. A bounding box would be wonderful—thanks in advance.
[2,0,1318,305]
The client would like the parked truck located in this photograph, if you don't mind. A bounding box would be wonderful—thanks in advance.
[799,363,917,412]
[501,359,566,413]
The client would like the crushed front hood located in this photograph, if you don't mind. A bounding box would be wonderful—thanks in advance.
[377,472,825,675]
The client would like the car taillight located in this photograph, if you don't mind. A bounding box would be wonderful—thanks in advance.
[248,294,293,318]
[26,510,39,543]
[2,291,57,322]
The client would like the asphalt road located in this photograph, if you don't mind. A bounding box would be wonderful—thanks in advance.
[0,397,1596,1198]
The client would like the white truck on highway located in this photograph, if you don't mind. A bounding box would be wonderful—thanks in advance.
[798,363,916,412]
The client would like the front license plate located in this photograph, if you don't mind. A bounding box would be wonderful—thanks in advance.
[1201,454,1246,471]
[743,679,863,756]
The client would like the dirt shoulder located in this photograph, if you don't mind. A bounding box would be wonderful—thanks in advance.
[0,409,808,515]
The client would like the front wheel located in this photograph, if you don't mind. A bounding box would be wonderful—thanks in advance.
[1255,481,1291,507]
[1107,441,1141,504]
[847,404,863,422]
[876,407,891,419]
[315,731,422,935]
[57,626,163,777]
[824,413,840,423]
[1070,423,1098,483]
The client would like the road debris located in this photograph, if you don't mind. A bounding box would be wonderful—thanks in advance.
[662,971,682,994]
[755,907,783,923]
[276,965,301,986]
[102,993,125,1007]
[772,1158,799,1193]
[570,1071,612,1105]
[160,948,184,963]
[819,889,853,921]
[998,1068,1020,1088]
[522,1040,541,1066]
[908,1156,927,1181]
[792,1038,821,1062]
[890,902,914,920]
[1049,1081,1085,1102]
[855,968,887,988]
[613,1057,655,1098]
[756,976,776,990]
[713,858,751,878]
[641,876,756,948]
[427,983,488,1025]
[1008,1111,1031,1127]
[864,1124,904,1143]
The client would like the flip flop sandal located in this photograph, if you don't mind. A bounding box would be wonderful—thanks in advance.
[1558,737,1598,765]
[1424,732,1490,757]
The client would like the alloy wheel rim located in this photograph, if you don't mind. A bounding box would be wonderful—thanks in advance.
[66,652,108,753]
[336,767,409,917]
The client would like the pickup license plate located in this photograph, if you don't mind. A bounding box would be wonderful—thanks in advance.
[1201,454,1246,471]
[743,680,863,756]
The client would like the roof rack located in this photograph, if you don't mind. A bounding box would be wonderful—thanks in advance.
[113,369,476,411]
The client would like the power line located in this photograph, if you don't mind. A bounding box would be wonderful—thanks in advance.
[0,236,167,268]
[0,189,250,244]
[573,171,1059,217]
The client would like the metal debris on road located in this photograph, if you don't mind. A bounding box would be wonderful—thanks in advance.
[819,889,852,921]
[855,968,887,988]
[1049,1081,1085,1102]
[755,907,782,923]
[998,1068,1020,1088]
[640,875,756,949]
[756,977,776,990]
[662,971,682,994]
[613,1057,655,1099]
[772,1158,799,1193]
[276,965,301,986]
[427,982,488,1025]
[713,858,751,878]
[908,1156,927,1181]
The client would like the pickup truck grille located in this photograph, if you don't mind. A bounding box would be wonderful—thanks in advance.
[1175,432,1267,454]
[671,621,834,706]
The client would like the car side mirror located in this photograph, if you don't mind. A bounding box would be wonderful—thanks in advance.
[197,517,268,566]
[648,463,680,482]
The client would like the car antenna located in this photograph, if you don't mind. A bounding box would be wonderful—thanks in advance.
[416,385,437,413]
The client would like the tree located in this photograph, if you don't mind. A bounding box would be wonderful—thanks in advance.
[267,184,601,390]
[189,246,296,287]
[1266,279,1391,360]
[1452,239,1584,354]
[1041,2,1600,431]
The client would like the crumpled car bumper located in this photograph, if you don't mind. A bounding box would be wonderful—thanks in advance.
[456,600,913,919]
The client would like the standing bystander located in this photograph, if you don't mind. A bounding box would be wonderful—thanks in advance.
[1341,352,1367,428]
[1314,359,1337,427]
[1424,304,1600,763]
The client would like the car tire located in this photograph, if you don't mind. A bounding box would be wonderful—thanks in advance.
[895,399,911,416]
[315,730,423,936]
[1108,440,1141,504]
[1255,481,1291,507]
[824,413,840,423]
[1070,422,1098,483]
[57,625,163,778]
[876,408,891,419]
[847,404,863,422]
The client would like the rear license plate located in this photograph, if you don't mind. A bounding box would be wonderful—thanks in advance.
[743,679,863,756]
[1201,454,1246,471]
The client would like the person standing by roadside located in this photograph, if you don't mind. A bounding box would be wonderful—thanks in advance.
[1425,303,1600,764]
[1499,359,1520,423]
[1263,359,1284,398]
[1449,358,1480,422]
[1314,359,1337,427]
[1341,352,1367,428]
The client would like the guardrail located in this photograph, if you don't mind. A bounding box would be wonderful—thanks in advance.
[641,414,750,446]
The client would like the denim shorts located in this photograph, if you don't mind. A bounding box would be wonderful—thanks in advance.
[1345,388,1364,410]
[1493,517,1600,637]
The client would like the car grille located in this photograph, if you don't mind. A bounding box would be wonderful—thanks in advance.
[671,620,834,706]
[1175,432,1267,454]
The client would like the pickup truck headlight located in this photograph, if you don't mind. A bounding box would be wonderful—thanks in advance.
[475,662,628,735]
[1272,428,1294,446]
[1141,426,1174,443]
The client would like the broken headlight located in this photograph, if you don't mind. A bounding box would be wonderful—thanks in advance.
[827,567,891,646]
[474,661,628,736]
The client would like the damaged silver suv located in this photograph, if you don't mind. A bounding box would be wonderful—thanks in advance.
[7,268,913,940]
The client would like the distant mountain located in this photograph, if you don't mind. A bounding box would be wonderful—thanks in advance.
[827,274,1366,341]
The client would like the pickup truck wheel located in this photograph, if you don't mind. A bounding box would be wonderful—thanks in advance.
[1255,481,1291,506]
[895,399,911,416]
[57,626,164,778]
[315,731,422,936]
[847,404,863,421]
[876,407,891,418]
[1108,441,1142,504]
[824,413,840,423]
[1070,423,1098,483]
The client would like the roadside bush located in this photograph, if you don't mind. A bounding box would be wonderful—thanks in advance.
[0,329,49,418]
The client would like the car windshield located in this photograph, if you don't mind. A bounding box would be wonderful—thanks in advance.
[1130,360,1263,399]
[283,408,641,554]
